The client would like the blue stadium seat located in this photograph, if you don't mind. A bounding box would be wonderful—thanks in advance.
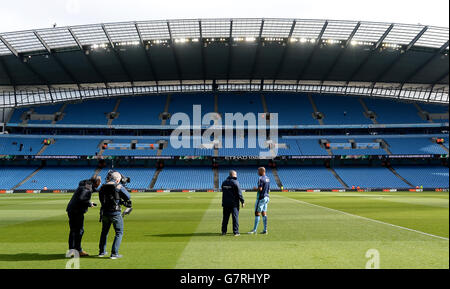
[296,139,328,155]
[334,166,409,188]
[154,167,214,190]
[394,166,449,188]
[0,137,43,155]
[8,104,61,124]
[59,99,115,125]
[43,138,101,155]
[313,94,371,124]
[386,137,447,155]
[0,166,39,189]
[113,95,166,125]
[276,166,343,189]
[265,93,317,125]
[363,98,426,124]
[168,93,215,120]
[17,166,97,190]
[218,93,264,115]
[328,138,386,155]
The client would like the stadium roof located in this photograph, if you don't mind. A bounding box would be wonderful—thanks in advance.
[0,18,448,107]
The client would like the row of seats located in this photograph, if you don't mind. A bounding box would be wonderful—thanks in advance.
[1,135,447,156]
[334,167,408,188]
[1,165,447,190]
[0,166,38,189]
[154,167,214,190]
[17,166,97,190]
[394,166,449,188]
[276,166,342,189]
[8,93,449,126]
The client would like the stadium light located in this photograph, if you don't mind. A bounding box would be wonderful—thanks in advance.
[245,37,256,42]
[300,38,308,43]
[382,43,402,49]
[326,39,340,45]
[91,43,108,49]
[153,40,167,44]
[117,41,140,46]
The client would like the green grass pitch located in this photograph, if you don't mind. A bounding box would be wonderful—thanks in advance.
[0,191,448,269]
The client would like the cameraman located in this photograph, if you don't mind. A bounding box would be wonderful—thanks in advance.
[98,171,131,259]
[66,176,101,257]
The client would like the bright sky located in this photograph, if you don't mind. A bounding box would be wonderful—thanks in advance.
[0,0,448,32]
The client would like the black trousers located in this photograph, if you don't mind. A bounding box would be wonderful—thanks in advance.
[222,206,240,234]
[68,212,85,252]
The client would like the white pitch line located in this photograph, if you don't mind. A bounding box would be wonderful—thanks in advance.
[277,194,449,241]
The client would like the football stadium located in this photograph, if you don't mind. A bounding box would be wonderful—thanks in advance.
[0,17,448,269]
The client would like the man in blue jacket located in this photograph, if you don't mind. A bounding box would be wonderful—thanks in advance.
[221,170,245,236]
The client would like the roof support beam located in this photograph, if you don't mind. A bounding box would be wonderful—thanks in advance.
[34,31,80,87]
[135,22,158,82]
[373,26,428,84]
[0,35,19,57]
[322,22,361,82]
[226,20,233,82]
[402,40,449,84]
[101,24,134,84]
[0,34,49,86]
[68,27,108,86]
[249,19,265,81]
[296,21,328,82]
[20,59,50,87]
[346,24,394,83]
[199,20,206,81]
[167,21,183,82]
[273,20,296,81]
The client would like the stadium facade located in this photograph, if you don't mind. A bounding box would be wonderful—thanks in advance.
[0,18,448,193]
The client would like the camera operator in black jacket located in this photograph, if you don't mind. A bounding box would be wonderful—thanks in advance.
[98,170,132,259]
[66,176,101,257]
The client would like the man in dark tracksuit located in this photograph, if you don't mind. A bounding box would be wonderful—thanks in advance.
[221,170,245,236]
[66,176,101,257]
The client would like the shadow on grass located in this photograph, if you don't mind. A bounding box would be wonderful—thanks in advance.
[148,232,221,237]
[0,253,67,262]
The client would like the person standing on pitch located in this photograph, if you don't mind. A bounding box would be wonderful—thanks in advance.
[66,176,101,257]
[98,171,131,259]
[221,170,245,236]
[248,167,270,235]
